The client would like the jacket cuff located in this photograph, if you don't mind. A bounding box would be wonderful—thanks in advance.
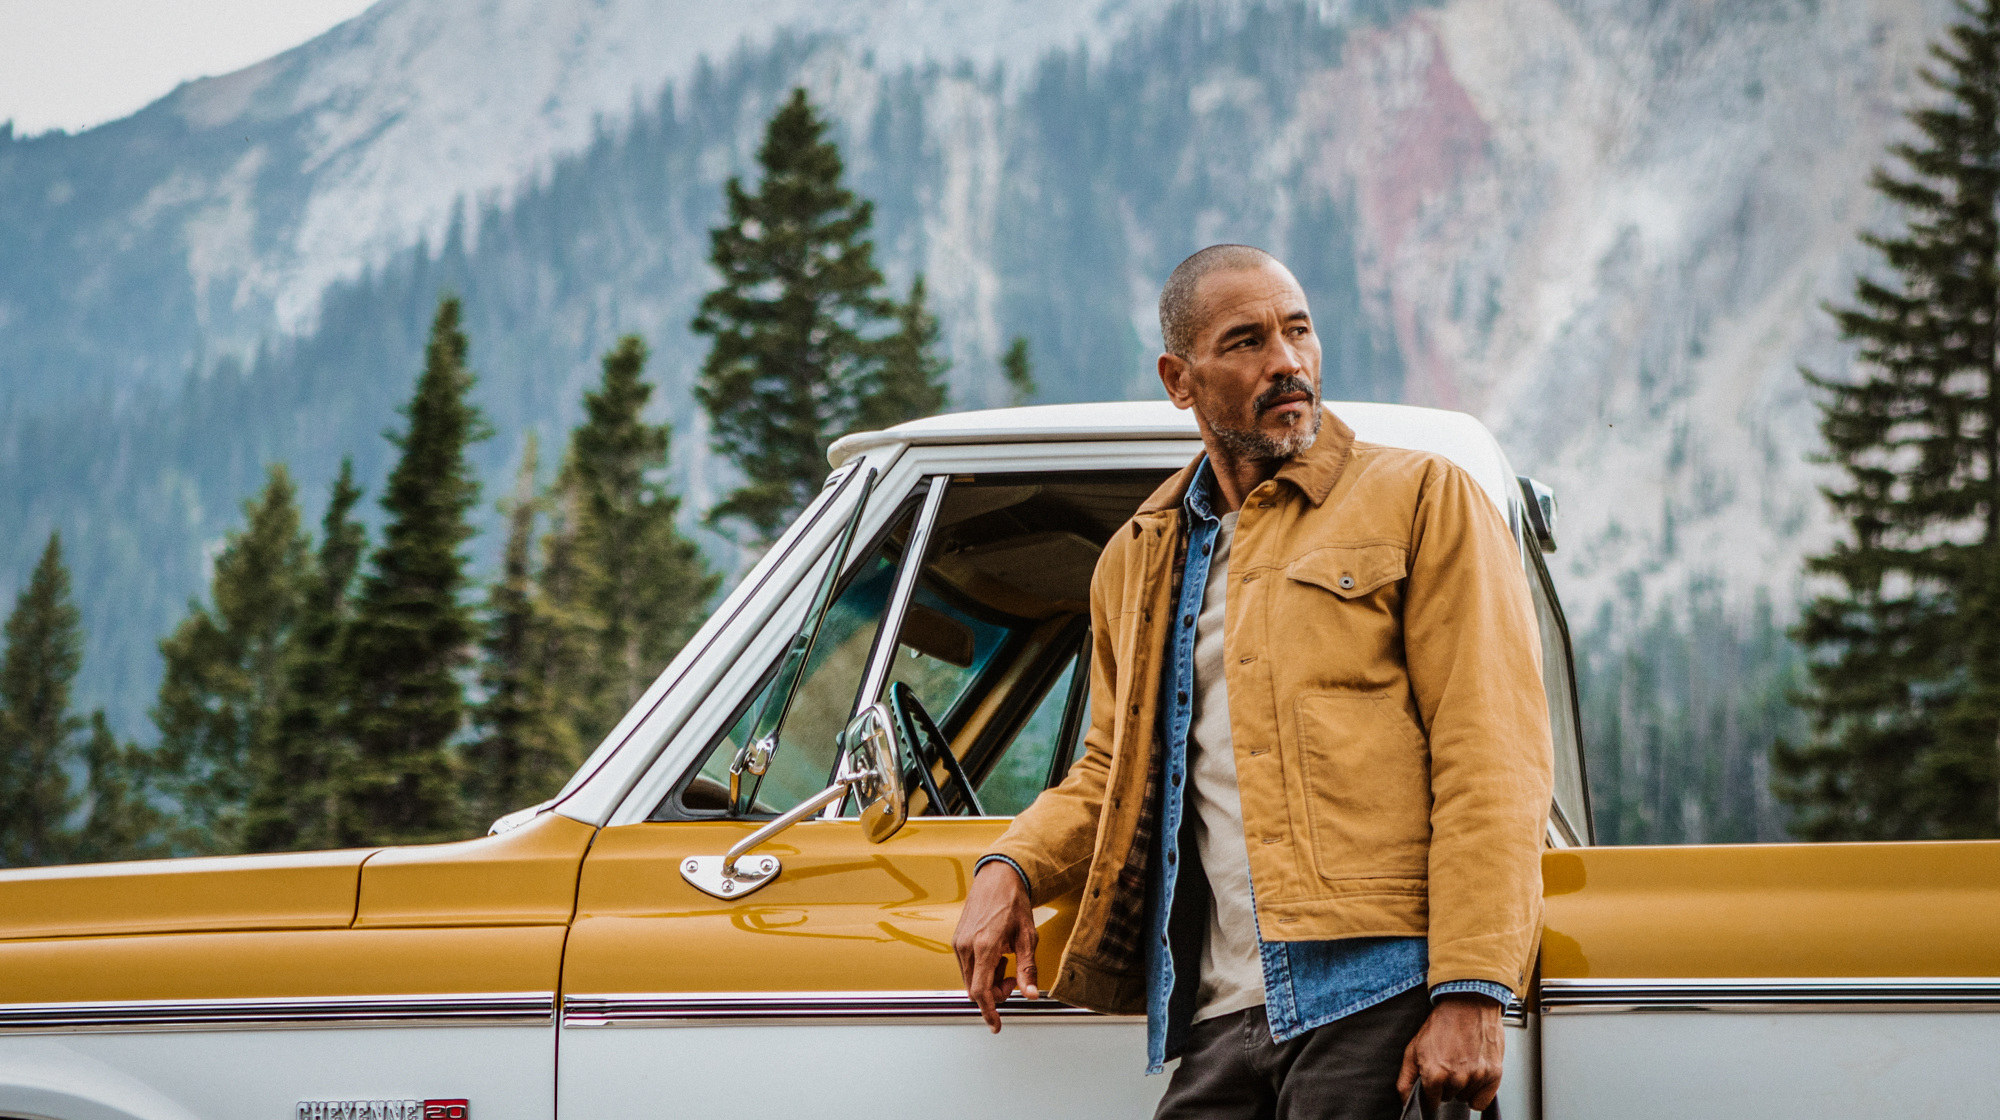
[974,854,1032,896]
[1429,980,1515,1008]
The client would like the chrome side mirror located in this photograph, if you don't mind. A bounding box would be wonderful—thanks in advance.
[1517,475,1558,554]
[845,702,910,843]
[679,703,908,900]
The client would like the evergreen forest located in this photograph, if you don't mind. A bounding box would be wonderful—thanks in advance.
[5,2,2000,860]
[0,91,950,861]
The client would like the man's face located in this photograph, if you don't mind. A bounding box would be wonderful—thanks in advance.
[1158,262,1323,461]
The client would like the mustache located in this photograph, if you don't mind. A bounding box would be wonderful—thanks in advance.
[1254,376,1318,415]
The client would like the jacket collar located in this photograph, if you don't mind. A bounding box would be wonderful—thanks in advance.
[1137,407,1356,515]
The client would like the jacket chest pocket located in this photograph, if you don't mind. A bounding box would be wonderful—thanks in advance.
[1284,544,1407,600]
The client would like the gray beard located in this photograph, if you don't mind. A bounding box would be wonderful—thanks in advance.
[1210,406,1322,462]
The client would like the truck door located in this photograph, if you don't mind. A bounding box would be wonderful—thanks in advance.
[1537,841,2000,1117]
[557,469,1172,1119]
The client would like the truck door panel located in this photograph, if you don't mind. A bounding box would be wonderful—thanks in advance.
[558,471,1166,1118]
[1538,842,2000,1117]
[0,813,590,1120]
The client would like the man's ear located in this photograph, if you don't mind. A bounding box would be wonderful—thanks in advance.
[1158,353,1195,409]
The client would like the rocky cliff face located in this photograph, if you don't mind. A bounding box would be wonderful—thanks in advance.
[0,0,1957,838]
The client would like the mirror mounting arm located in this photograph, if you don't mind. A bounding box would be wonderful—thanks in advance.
[680,703,910,901]
[723,763,859,876]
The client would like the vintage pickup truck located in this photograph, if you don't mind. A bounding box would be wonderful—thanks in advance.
[0,401,1993,1120]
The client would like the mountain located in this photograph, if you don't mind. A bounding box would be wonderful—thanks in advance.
[0,0,1957,841]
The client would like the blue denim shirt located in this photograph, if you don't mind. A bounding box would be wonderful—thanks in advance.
[1138,458,1510,1074]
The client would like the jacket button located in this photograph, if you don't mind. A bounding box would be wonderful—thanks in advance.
[1339,575,1355,589]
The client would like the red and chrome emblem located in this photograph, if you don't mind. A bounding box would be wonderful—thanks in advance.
[296,1101,468,1120]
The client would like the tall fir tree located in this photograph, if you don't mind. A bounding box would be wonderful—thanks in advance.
[858,275,950,431]
[1780,1,2000,840]
[71,712,172,864]
[693,87,904,543]
[338,297,489,846]
[1001,335,1036,407]
[468,436,576,826]
[0,534,84,866]
[559,336,718,742]
[533,451,595,758]
[152,466,309,853]
[245,461,366,852]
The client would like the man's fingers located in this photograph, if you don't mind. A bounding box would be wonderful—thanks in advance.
[1469,1074,1501,1112]
[975,953,1004,1033]
[954,940,978,995]
[971,983,1000,1033]
[1395,1035,1421,1098]
[958,937,989,997]
[961,933,1006,1031]
[1443,1067,1473,1104]
[1014,921,1040,1000]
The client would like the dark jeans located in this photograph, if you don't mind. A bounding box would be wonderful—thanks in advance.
[1153,987,1432,1120]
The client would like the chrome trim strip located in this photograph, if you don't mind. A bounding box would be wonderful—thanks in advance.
[1541,978,2000,1014]
[0,993,555,1033]
[851,476,950,723]
[562,990,1130,1026]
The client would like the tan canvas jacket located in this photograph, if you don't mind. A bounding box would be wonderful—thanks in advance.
[983,409,1554,1017]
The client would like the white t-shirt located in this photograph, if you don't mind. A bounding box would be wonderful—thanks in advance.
[1189,511,1266,1021]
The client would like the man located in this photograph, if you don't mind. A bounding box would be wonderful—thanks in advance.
[952,245,1552,1119]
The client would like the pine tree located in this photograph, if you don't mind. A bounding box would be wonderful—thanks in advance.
[533,452,596,757]
[1001,335,1036,407]
[0,534,84,867]
[559,336,718,741]
[338,297,489,846]
[1780,1,2000,840]
[693,87,902,543]
[153,466,309,853]
[467,436,576,825]
[859,275,951,430]
[245,461,366,852]
[71,712,171,864]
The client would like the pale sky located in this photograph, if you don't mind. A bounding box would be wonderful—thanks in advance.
[0,0,380,135]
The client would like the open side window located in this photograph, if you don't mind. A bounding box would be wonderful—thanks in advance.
[657,470,1168,821]
[660,486,925,819]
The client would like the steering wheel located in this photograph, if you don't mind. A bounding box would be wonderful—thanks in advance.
[885,681,984,817]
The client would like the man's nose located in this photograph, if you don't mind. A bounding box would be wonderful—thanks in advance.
[1269,333,1306,376]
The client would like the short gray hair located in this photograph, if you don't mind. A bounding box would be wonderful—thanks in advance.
[1158,244,1278,358]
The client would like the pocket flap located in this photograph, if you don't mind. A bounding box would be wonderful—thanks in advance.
[1286,544,1407,599]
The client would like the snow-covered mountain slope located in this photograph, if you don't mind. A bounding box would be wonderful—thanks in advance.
[0,0,1960,767]
[183,0,1162,334]
[0,0,1144,408]
[1353,0,1950,617]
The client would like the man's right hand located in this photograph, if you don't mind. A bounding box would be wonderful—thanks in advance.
[952,862,1040,1033]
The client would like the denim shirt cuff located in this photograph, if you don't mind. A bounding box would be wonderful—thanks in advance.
[1429,979,1515,1008]
[974,854,1032,898]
